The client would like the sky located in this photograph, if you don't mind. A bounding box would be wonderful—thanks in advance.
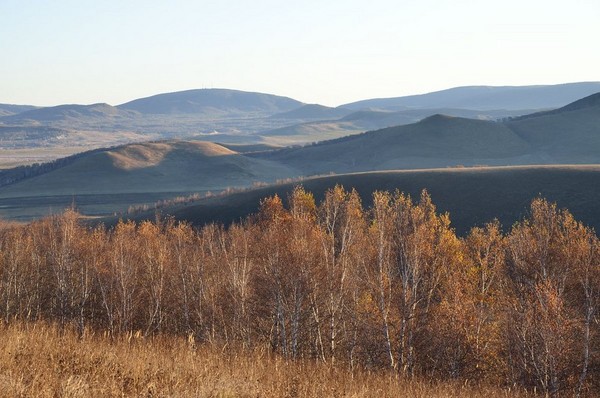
[1,0,599,107]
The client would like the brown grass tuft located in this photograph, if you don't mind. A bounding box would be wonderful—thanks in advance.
[0,322,531,397]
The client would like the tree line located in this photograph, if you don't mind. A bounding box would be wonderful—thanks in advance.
[0,186,598,396]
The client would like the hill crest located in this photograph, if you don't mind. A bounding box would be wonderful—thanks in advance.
[118,88,303,115]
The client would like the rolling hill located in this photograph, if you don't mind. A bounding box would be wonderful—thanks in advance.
[118,88,303,116]
[258,115,534,173]
[342,82,600,111]
[260,107,539,143]
[3,83,599,154]
[257,92,600,174]
[116,165,600,235]
[3,89,600,222]
[0,140,299,198]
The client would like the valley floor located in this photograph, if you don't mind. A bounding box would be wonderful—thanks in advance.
[0,322,530,398]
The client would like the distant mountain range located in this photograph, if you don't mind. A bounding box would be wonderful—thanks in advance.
[1,83,599,152]
[341,82,600,111]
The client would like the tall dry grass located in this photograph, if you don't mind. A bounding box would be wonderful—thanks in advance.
[0,322,532,398]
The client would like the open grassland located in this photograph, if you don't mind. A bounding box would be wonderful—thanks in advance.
[0,322,530,398]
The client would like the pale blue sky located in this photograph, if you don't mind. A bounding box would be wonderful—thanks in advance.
[1,0,598,106]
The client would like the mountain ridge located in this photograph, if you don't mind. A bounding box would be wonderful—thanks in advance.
[341,82,600,111]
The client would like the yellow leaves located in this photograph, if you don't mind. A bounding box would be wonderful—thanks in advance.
[356,291,377,314]
[258,194,286,222]
[289,185,317,221]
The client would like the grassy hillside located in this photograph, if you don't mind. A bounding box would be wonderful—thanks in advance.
[118,88,303,116]
[0,140,299,198]
[259,93,600,174]
[342,82,600,111]
[126,165,600,235]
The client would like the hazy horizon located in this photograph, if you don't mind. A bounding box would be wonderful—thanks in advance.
[1,0,599,107]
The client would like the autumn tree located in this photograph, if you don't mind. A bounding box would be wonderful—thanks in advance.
[505,199,597,395]
[314,185,365,364]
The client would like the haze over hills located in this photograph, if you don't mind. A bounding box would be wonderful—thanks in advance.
[342,82,600,111]
[0,89,311,163]
[1,83,598,167]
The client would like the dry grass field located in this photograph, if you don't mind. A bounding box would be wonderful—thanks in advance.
[0,322,530,397]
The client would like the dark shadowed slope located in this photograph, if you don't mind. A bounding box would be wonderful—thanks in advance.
[342,82,600,111]
[126,166,600,235]
[512,91,600,120]
[0,140,299,197]
[118,88,303,116]
[259,115,533,174]
[507,92,600,162]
